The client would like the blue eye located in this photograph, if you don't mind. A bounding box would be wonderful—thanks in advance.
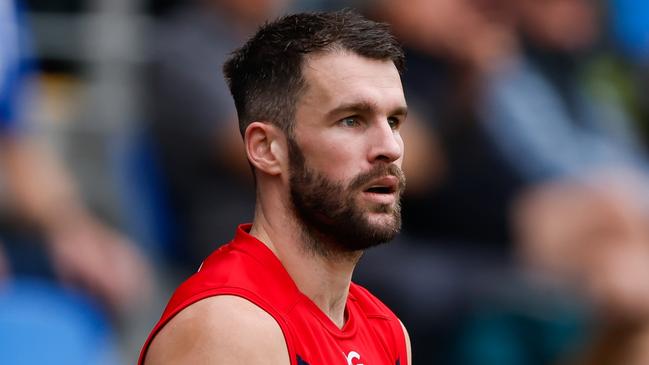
[340,117,360,127]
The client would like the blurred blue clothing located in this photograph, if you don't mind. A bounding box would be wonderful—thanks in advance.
[480,53,647,183]
[0,278,120,365]
[1,3,120,364]
[0,0,33,134]
[611,0,649,62]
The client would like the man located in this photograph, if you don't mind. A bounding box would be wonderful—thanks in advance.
[139,10,411,365]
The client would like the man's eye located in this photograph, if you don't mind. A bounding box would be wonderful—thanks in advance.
[387,117,401,130]
[340,117,360,127]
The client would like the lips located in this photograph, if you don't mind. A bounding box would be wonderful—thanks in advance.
[363,176,399,195]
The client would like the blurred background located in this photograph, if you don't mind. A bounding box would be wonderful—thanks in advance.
[2,0,649,364]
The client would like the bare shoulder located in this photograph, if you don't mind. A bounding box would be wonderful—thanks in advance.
[144,295,290,365]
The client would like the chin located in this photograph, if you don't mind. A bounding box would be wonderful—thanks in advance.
[364,212,401,234]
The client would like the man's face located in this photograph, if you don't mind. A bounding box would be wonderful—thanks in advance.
[288,51,407,255]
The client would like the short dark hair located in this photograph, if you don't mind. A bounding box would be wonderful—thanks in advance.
[223,9,405,137]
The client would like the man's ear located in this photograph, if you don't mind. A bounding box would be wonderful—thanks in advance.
[244,121,286,176]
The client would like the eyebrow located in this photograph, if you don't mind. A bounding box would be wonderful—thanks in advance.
[326,100,408,120]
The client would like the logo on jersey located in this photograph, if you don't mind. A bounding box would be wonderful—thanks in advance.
[345,351,364,365]
[297,353,400,365]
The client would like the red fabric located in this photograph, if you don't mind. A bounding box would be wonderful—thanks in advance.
[138,224,407,365]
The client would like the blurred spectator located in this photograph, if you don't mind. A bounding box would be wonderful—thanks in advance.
[1,0,152,328]
[145,0,290,272]
[481,0,647,183]
[479,0,649,324]
[479,1,649,364]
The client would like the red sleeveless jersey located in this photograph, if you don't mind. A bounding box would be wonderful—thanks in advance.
[139,224,408,365]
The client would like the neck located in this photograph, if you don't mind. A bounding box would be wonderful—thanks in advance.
[250,202,361,329]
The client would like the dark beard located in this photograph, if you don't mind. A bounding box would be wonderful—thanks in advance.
[287,137,405,257]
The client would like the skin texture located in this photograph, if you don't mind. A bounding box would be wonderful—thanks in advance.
[146,295,290,365]
[145,51,411,364]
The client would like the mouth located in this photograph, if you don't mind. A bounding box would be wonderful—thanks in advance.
[365,186,394,194]
[365,186,396,194]
[362,176,399,196]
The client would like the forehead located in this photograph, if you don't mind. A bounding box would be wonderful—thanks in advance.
[297,51,406,117]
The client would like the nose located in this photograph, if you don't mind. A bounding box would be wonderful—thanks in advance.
[368,119,403,164]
